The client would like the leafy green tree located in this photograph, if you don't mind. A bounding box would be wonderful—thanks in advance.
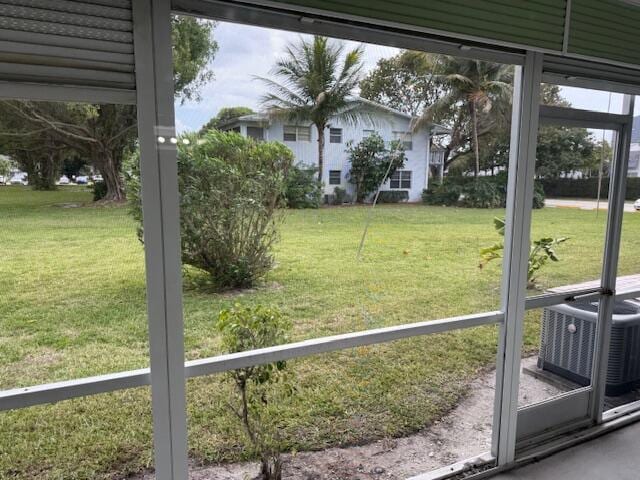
[216,304,293,480]
[0,103,79,190]
[0,16,217,201]
[260,35,366,182]
[200,106,255,132]
[535,127,597,178]
[347,133,406,203]
[0,155,12,179]
[360,50,444,116]
[414,57,512,177]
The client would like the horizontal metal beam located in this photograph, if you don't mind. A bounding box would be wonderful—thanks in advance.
[0,80,136,104]
[172,0,525,66]
[0,368,149,411]
[542,72,640,97]
[0,311,502,412]
[185,311,504,378]
[539,105,630,130]
[524,287,602,310]
[4,282,638,413]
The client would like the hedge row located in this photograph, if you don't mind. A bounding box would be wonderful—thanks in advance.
[423,175,545,209]
[539,177,640,200]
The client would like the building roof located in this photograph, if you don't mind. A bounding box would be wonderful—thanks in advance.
[219,97,449,133]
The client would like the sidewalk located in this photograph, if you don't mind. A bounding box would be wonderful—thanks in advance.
[545,198,637,213]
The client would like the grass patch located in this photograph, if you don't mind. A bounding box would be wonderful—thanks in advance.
[1,186,640,479]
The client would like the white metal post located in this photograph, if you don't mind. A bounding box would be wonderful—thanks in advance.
[492,51,542,465]
[132,1,189,479]
[590,94,635,423]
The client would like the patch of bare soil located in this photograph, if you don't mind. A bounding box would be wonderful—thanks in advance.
[134,357,563,480]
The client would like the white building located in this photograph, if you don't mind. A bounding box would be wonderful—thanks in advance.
[629,116,640,177]
[220,98,447,202]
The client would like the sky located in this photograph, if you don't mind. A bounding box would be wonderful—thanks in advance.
[174,21,635,135]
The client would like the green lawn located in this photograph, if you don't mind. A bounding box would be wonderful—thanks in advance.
[1,186,639,479]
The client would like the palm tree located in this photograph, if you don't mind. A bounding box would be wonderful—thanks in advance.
[259,36,366,182]
[414,57,512,177]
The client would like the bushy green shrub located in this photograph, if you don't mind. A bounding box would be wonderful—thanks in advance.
[331,186,352,205]
[216,304,293,480]
[533,182,546,209]
[284,164,322,209]
[423,175,545,209]
[422,182,461,206]
[459,180,502,208]
[347,133,406,203]
[92,181,107,202]
[377,190,409,203]
[125,130,293,290]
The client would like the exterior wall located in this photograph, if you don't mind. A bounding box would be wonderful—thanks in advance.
[238,112,431,202]
[629,143,640,178]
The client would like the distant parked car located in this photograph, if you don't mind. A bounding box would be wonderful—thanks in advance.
[76,175,89,184]
[634,199,640,211]
[92,174,103,183]
[0,175,6,185]
[58,175,70,185]
[9,175,26,185]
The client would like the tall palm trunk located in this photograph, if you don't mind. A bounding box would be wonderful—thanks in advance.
[316,123,325,182]
[469,99,480,178]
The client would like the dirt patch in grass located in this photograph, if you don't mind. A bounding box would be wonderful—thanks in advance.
[0,348,63,387]
[136,357,563,480]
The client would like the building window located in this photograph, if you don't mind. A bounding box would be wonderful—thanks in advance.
[329,170,341,185]
[225,126,240,133]
[363,129,376,138]
[629,150,640,169]
[390,170,412,189]
[329,128,342,143]
[247,126,264,141]
[284,125,311,142]
[393,131,413,150]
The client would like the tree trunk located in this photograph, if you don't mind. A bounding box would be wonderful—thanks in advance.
[470,100,480,178]
[96,147,126,201]
[316,123,325,182]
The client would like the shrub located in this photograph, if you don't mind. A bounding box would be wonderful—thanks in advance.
[459,180,502,208]
[377,190,409,203]
[331,186,351,205]
[479,217,569,289]
[125,130,293,290]
[533,182,546,209]
[284,164,322,209]
[422,183,461,206]
[423,175,545,209]
[216,304,293,480]
[92,181,107,202]
[539,177,640,201]
[347,133,406,203]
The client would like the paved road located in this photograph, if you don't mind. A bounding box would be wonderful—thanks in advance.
[546,198,637,213]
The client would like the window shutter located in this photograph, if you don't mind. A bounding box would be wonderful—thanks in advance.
[0,0,135,102]
[568,0,640,67]
[269,0,567,51]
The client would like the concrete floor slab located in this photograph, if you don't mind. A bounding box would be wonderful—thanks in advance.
[494,421,640,480]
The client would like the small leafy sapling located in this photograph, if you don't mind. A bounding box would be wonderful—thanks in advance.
[216,304,293,480]
[479,217,569,289]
